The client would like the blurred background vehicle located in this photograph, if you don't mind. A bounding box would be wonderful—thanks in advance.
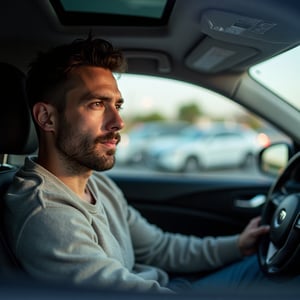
[143,122,271,172]
[116,121,189,165]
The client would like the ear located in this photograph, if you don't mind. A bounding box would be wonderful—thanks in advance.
[32,102,56,132]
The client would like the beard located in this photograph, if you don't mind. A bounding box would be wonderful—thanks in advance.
[55,117,121,173]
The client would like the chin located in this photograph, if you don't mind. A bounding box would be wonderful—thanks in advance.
[96,156,116,171]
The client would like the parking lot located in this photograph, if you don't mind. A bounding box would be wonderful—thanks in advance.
[109,160,262,179]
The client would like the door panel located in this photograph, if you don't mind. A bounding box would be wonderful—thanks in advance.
[108,174,276,237]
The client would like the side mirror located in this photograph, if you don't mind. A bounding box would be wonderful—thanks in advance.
[258,142,294,177]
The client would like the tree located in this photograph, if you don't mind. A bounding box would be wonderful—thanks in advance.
[177,102,203,123]
[132,112,166,123]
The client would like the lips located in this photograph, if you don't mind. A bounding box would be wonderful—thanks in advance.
[96,132,121,147]
[103,139,118,148]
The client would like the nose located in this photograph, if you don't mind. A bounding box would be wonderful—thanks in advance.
[104,106,124,132]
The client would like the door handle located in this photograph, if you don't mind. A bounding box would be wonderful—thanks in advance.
[234,194,266,208]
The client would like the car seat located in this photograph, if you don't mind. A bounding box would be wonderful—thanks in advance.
[0,62,38,274]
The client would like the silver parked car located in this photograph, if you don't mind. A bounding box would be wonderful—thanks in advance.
[145,123,270,172]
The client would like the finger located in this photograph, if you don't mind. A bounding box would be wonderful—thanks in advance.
[252,225,270,237]
[250,216,262,227]
[245,216,261,228]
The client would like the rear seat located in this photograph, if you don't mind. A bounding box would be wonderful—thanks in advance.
[0,62,38,274]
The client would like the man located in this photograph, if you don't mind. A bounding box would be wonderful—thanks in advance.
[4,36,270,293]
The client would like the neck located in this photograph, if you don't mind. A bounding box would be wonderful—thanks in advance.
[37,147,93,203]
[83,187,95,204]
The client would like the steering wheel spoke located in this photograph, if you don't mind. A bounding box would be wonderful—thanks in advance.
[270,192,285,207]
[266,241,278,264]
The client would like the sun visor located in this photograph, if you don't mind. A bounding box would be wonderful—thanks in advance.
[185,37,258,73]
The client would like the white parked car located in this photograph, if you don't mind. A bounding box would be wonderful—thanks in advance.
[145,123,270,172]
[116,121,189,165]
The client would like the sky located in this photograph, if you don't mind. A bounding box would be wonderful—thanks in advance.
[116,74,245,120]
[250,45,300,110]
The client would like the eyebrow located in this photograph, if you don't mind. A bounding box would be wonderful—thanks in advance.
[80,92,124,104]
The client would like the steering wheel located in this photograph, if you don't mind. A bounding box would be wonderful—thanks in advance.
[258,152,300,276]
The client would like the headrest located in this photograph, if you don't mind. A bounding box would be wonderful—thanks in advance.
[0,63,38,155]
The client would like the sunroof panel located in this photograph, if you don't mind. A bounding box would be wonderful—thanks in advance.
[61,0,167,19]
[50,0,175,26]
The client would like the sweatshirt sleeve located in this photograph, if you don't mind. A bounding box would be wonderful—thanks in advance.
[127,206,243,273]
[15,206,171,293]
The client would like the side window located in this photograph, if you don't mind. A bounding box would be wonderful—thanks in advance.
[7,73,290,179]
[110,74,290,178]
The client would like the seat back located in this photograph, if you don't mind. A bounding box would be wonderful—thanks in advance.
[0,165,20,273]
[0,62,38,274]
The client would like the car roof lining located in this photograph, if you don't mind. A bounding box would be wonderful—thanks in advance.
[2,0,299,75]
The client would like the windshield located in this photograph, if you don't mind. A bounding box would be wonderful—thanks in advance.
[249,45,300,111]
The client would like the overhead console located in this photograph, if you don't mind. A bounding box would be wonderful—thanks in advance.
[185,9,299,73]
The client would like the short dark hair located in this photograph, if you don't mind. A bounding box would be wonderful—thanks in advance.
[26,36,127,112]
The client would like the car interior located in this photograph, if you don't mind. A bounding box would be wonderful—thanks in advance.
[0,0,300,298]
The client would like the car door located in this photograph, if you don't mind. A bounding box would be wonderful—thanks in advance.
[108,171,274,237]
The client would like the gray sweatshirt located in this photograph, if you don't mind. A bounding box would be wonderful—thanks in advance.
[4,156,242,293]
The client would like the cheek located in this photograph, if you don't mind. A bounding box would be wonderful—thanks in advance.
[78,115,102,135]
[65,107,104,135]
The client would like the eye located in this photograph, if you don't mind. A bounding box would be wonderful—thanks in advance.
[89,101,104,109]
[116,103,124,111]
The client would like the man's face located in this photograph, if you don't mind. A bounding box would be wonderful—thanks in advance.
[55,66,124,172]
